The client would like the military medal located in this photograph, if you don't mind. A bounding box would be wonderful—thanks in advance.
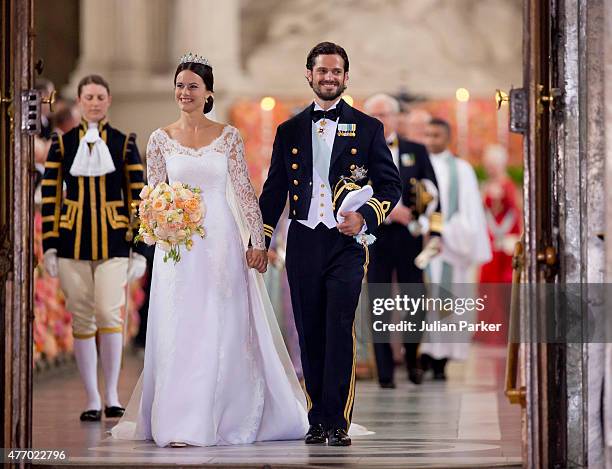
[337,123,356,137]
[317,118,327,136]
[350,165,368,181]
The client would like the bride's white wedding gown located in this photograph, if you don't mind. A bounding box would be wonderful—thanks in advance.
[111,125,309,447]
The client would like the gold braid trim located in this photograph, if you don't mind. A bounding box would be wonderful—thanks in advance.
[343,321,357,430]
[332,179,361,210]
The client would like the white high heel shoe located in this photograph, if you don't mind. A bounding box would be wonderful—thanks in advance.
[169,442,187,448]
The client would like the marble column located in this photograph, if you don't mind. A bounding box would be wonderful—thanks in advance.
[171,0,247,107]
[69,0,118,78]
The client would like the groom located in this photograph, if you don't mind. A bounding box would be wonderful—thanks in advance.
[259,42,401,446]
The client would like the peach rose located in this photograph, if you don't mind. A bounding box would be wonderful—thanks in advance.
[183,198,200,211]
[154,226,169,239]
[179,188,194,200]
[155,213,167,225]
[142,233,156,245]
[157,240,171,252]
[139,185,152,199]
[152,198,167,211]
[189,210,202,223]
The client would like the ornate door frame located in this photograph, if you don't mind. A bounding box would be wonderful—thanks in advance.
[1,0,35,451]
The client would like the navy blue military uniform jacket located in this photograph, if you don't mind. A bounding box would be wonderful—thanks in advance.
[395,136,441,227]
[41,120,145,260]
[259,99,401,247]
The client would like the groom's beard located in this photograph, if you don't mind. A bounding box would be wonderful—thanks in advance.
[309,78,347,102]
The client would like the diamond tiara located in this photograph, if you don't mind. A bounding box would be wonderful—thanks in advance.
[179,52,211,67]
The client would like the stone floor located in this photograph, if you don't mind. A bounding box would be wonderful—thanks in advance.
[33,344,522,467]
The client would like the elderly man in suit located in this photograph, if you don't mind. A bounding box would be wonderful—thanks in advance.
[364,93,441,388]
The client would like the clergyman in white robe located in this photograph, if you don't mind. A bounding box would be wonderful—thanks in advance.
[420,149,492,361]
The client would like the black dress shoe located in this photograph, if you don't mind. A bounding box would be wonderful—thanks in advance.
[327,428,351,446]
[433,371,447,381]
[104,406,125,418]
[305,424,327,444]
[432,358,448,381]
[420,353,433,372]
[408,368,424,385]
[80,409,102,422]
[379,381,396,389]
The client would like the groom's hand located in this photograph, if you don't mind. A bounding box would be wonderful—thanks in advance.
[246,248,268,273]
[337,211,365,236]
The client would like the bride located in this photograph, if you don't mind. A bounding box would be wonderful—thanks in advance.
[111,54,309,447]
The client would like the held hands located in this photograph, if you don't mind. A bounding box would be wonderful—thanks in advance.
[337,211,365,236]
[246,248,268,273]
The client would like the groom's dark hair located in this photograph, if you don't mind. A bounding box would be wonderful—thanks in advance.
[306,42,349,72]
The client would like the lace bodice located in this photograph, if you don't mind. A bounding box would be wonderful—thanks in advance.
[145,125,265,249]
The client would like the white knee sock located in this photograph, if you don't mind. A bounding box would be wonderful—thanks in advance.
[73,337,101,411]
[99,332,123,407]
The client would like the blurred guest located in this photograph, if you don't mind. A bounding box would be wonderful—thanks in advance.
[398,108,431,144]
[34,136,51,204]
[35,78,55,140]
[34,136,51,176]
[41,74,147,421]
[364,93,440,387]
[479,144,522,282]
[475,144,522,345]
[418,118,491,380]
[52,99,81,135]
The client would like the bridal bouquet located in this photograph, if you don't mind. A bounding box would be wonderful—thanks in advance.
[135,181,206,263]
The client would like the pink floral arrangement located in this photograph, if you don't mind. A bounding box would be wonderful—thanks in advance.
[136,182,206,263]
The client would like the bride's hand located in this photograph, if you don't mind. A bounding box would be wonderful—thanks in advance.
[246,248,268,273]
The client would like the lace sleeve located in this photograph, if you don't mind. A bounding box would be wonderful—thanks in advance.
[146,130,167,186]
[227,127,265,250]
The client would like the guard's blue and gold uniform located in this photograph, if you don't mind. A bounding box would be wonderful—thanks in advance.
[260,99,401,430]
[41,120,144,261]
[41,120,145,338]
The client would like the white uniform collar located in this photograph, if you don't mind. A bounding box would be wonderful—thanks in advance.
[386,132,398,145]
[430,149,454,159]
[313,97,342,112]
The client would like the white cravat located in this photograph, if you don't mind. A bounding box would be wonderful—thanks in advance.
[69,122,116,177]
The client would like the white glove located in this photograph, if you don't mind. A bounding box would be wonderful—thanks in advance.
[43,249,59,277]
[127,253,147,281]
[414,237,442,270]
